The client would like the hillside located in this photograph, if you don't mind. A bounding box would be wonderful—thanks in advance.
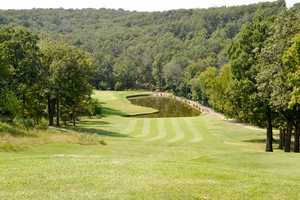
[0,1,284,91]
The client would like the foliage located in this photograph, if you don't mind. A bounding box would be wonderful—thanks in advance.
[0,27,44,122]
[41,40,96,126]
[0,1,282,93]
[0,27,96,128]
[283,34,300,108]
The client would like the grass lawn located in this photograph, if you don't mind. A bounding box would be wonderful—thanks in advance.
[0,90,300,200]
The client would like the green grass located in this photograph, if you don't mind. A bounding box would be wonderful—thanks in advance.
[1,90,300,200]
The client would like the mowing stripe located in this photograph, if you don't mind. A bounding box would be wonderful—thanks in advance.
[168,118,185,143]
[123,119,138,135]
[147,118,167,142]
[183,118,203,143]
[144,118,158,140]
[130,119,144,137]
[135,118,151,138]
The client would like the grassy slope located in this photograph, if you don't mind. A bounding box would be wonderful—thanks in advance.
[0,90,300,200]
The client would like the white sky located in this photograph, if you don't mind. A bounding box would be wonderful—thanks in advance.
[0,0,299,11]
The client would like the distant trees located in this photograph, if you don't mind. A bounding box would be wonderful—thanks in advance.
[93,54,114,90]
[197,64,233,114]
[0,1,276,92]
[163,57,188,93]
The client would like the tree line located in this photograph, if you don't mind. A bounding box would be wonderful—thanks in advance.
[197,5,300,152]
[0,27,96,127]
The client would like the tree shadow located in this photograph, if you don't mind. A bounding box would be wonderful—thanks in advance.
[69,127,129,138]
[99,103,127,117]
[243,139,279,144]
[80,120,110,126]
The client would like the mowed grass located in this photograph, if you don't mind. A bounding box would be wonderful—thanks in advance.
[1,91,300,200]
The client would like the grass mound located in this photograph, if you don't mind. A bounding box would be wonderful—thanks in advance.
[0,121,106,152]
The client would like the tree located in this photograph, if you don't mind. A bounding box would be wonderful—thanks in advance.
[0,27,45,123]
[259,9,300,152]
[228,10,276,152]
[163,57,189,93]
[214,64,234,114]
[114,55,138,90]
[41,40,95,126]
[282,33,300,152]
[93,54,115,90]
[198,67,218,107]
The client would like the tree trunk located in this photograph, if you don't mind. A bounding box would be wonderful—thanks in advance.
[22,94,26,117]
[294,121,300,153]
[283,128,286,148]
[56,98,60,127]
[48,96,54,126]
[279,128,284,150]
[265,108,273,152]
[285,121,293,152]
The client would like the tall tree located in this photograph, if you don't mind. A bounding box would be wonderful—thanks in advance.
[282,33,300,152]
[41,41,95,126]
[259,8,300,152]
[0,27,45,123]
[228,10,276,152]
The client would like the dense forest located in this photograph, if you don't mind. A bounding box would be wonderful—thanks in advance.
[0,1,284,91]
[0,0,300,152]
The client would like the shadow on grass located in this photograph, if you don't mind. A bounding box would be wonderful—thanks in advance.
[99,104,128,117]
[80,120,110,126]
[69,127,129,138]
[243,139,279,144]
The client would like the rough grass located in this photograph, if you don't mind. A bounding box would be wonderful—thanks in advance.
[0,91,300,200]
[0,122,106,152]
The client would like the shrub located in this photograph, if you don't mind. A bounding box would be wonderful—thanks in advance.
[0,91,21,119]
[86,99,102,116]
[36,118,49,130]
[13,117,35,130]
[0,121,27,136]
[114,82,123,91]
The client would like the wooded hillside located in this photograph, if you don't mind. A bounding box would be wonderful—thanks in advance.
[0,1,283,92]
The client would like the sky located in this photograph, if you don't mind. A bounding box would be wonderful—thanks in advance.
[0,0,299,11]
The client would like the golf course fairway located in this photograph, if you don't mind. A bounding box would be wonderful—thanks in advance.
[1,91,300,200]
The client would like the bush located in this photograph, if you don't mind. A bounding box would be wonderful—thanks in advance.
[86,99,102,116]
[13,117,35,130]
[114,82,123,91]
[36,118,49,130]
[0,121,30,136]
[0,91,21,119]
